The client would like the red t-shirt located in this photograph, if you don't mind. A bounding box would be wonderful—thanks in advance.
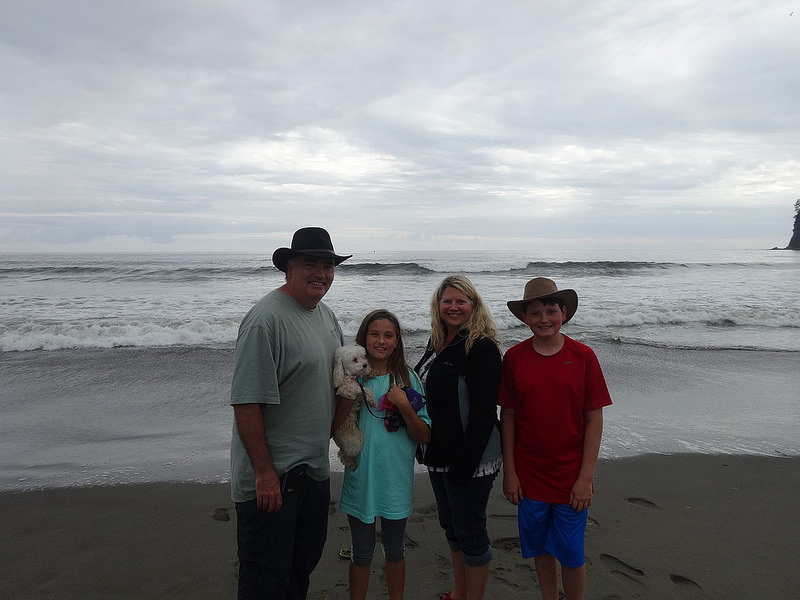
[498,335,612,503]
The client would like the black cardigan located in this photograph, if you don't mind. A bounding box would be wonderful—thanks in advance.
[414,332,502,485]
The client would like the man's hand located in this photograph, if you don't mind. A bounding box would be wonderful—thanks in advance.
[256,468,283,512]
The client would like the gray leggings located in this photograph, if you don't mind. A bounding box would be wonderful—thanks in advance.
[347,514,407,566]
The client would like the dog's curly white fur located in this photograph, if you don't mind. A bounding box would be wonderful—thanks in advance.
[332,345,374,469]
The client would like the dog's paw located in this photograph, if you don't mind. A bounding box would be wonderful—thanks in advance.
[338,449,360,470]
[364,389,375,406]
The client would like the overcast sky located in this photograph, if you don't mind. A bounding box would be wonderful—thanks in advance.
[2,0,798,253]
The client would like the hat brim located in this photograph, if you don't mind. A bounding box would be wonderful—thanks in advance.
[272,248,352,272]
[507,289,578,324]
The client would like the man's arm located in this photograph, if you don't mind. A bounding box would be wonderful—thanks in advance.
[233,403,282,512]
[570,407,603,511]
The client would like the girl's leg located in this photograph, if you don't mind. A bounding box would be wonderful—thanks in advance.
[348,562,371,600]
[384,559,405,600]
[379,517,409,600]
[347,515,376,600]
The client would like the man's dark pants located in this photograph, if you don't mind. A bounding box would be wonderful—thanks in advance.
[236,477,330,600]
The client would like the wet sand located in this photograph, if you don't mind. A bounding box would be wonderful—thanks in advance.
[2,454,798,599]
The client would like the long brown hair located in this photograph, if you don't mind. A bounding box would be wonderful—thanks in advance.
[429,275,499,353]
[355,309,412,387]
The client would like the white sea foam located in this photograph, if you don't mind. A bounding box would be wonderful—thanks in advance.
[2,249,799,352]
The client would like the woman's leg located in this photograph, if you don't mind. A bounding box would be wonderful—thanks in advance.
[464,562,490,600]
[445,472,497,600]
[428,471,467,599]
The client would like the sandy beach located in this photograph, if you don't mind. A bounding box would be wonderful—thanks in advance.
[3,453,798,600]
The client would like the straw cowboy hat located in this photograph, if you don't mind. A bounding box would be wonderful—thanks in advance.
[507,277,579,323]
[272,227,352,272]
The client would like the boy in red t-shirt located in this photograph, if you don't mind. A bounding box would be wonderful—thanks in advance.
[498,277,612,600]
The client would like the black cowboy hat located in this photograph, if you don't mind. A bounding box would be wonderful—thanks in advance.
[272,227,352,272]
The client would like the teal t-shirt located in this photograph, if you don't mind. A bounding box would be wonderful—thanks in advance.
[339,371,430,522]
[230,289,343,502]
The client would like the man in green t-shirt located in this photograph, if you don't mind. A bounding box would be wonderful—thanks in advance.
[230,227,351,600]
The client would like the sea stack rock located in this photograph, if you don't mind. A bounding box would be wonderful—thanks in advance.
[787,199,800,250]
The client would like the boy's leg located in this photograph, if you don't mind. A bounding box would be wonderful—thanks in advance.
[532,555,560,600]
[549,504,588,600]
[561,564,586,600]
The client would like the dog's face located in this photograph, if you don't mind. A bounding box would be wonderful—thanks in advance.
[336,345,371,377]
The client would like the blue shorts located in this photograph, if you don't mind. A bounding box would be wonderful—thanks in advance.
[518,498,587,568]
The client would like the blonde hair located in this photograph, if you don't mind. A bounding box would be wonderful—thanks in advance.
[355,309,412,387]
[429,275,499,353]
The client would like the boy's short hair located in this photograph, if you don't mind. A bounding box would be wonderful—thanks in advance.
[523,296,565,314]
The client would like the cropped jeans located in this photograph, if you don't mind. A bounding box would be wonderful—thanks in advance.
[428,469,498,567]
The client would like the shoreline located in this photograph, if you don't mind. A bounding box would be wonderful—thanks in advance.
[3,454,798,599]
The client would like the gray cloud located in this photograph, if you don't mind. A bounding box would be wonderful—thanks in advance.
[1,0,798,252]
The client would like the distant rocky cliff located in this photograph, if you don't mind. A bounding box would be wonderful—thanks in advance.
[787,199,800,250]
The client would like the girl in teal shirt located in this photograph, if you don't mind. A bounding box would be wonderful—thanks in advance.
[336,309,431,600]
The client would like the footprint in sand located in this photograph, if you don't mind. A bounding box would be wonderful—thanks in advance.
[403,533,419,550]
[599,553,645,586]
[491,537,521,552]
[626,496,659,509]
[212,507,231,522]
[670,574,702,590]
[409,503,439,522]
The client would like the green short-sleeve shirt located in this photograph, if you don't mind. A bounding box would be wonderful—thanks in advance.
[230,289,343,502]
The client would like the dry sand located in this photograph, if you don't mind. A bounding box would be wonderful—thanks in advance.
[2,454,798,599]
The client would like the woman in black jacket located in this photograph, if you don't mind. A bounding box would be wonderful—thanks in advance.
[415,275,502,600]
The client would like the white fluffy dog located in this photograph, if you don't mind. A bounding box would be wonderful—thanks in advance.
[332,345,374,469]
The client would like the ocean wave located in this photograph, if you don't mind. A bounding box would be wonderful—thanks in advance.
[340,260,684,276]
[338,262,436,276]
[0,319,239,352]
[0,264,277,283]
[3,314,798,353]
